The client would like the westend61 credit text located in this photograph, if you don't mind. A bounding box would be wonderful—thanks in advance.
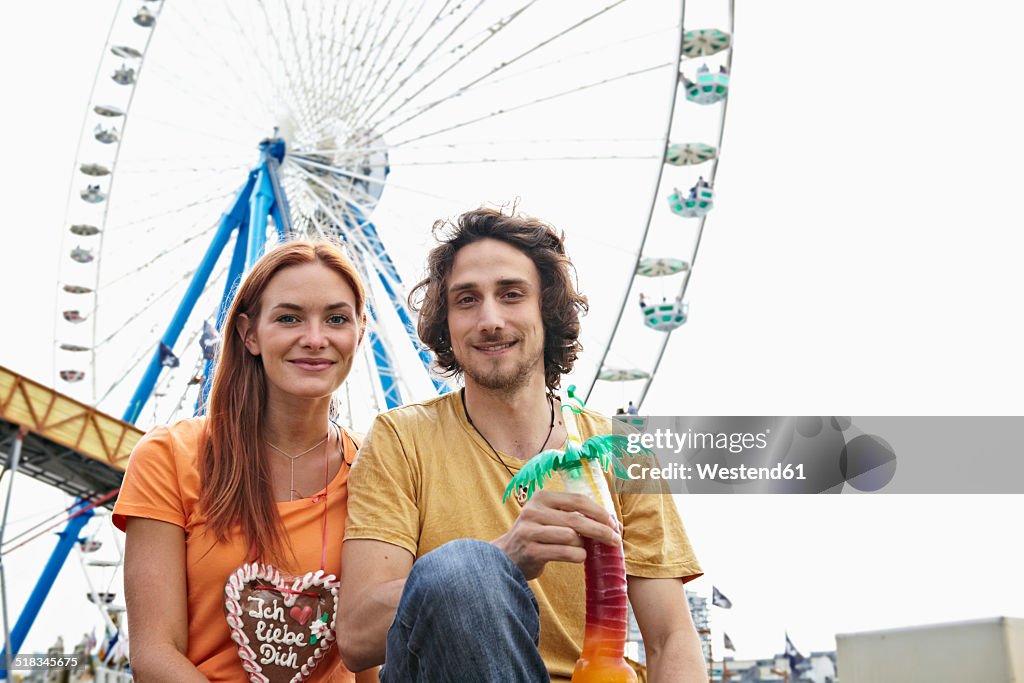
[624,427,808,482]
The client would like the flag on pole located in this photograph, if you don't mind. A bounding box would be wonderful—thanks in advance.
[712,586,733,609]
[785,632,805,673]
[724,632,735,651]
[199,320,220,360]
[159,342,180,368]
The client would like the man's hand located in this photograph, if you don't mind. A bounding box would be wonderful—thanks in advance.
[492,490,619,580]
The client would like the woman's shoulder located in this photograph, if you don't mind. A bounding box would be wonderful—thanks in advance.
[131,416,208,468]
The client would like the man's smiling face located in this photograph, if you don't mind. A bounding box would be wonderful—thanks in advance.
[446,238,545,394]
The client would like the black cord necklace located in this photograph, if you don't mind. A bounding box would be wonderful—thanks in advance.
[461,387,556,505]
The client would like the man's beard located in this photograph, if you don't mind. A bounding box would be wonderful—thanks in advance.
[462,343,544,395]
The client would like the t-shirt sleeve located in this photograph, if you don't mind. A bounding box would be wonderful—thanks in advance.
[112,425,188,532]
[343,413,420,557]
[619,487,702,582]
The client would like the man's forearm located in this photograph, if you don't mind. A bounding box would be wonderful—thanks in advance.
[645,628,707,683]
[338,577,407,671]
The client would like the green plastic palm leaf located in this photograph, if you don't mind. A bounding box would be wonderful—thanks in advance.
[503,435,644,503]
[503,447,565,503]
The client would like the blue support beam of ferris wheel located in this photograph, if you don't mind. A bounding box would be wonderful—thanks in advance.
[246,167,274,266]
[0,500,94,677]
[263,146,293,239]
[251,136,291,247]
[372,264,448,394]
[364,296,402,408]
[122,170,258,424]
[195,218,252,416]
[345,204,448,394]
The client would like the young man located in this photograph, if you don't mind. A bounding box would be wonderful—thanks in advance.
[338,207,705,682]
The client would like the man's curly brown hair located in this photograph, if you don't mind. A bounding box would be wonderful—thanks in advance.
[410,207,589,392]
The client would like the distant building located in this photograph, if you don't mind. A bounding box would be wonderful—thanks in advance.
[837,617,1024,682]
[713,651,836,682]
[626,589,710,665]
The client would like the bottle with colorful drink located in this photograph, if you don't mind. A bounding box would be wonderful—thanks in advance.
[504,386,639,683]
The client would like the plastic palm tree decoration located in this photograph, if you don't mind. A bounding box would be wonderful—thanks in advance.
[504,385,639,683]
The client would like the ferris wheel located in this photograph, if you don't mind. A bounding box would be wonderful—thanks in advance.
[53,0,731,429]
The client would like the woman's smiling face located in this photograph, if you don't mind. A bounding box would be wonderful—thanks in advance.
[239,261,362,405]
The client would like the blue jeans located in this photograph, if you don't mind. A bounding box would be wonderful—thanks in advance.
[380,539,550,682]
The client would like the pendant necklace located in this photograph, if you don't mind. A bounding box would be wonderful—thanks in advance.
[461,388,555,505]
[265,431,329,502]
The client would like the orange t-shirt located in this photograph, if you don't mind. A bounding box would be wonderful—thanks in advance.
[113,417,357,683]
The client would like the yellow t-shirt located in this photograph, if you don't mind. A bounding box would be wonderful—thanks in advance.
[113,417,357,683]
[344,392,702,681]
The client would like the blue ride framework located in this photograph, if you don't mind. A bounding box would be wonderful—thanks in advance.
[121,135,447,426]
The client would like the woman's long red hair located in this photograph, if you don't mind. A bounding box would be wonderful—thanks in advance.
[198,240,365,562]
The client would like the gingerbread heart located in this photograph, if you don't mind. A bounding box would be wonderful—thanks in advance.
[224,562,339,683]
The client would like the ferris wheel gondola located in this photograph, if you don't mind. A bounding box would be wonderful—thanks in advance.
[54,0,698,428]
[666,142,717,166]
[636,257,689,277]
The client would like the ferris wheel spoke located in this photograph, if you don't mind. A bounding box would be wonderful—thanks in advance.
[387,62,667,148]
[394,153,659,165]
[254,1,322,130]
[286,159,383,214]
[95,261,230,409]
[103,186,237,233]
[286,155,389,196]
[321,0,381,122]
[357,0,539,133]
[351,0,527,128]
[98,223,219,289]
[289,156,468,214]
[364,0,628,136]
[218,3,315,133]
[93,275,193,350]
[470,25,673,94]
[136,7,280,133]
[344,0,473,126]
[288,164,382,219]
[334,0,421,125]
[123,110,260,150]
[329,0,400,124]
[139,57,273,137]
[89,151,251,168]
[291,136,661,172]
[290,0,340,129]
[115,162,249,176]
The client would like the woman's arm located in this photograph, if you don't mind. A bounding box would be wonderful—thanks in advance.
[124,517,208,683]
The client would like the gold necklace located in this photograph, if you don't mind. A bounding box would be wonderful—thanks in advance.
[461,388,555,505]
[265,431,329,502]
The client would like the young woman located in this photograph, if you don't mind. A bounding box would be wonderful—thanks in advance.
[113,241,377,682]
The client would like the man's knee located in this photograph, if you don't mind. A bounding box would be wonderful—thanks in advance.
[409,539,521,596]
[401,539,536,629]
